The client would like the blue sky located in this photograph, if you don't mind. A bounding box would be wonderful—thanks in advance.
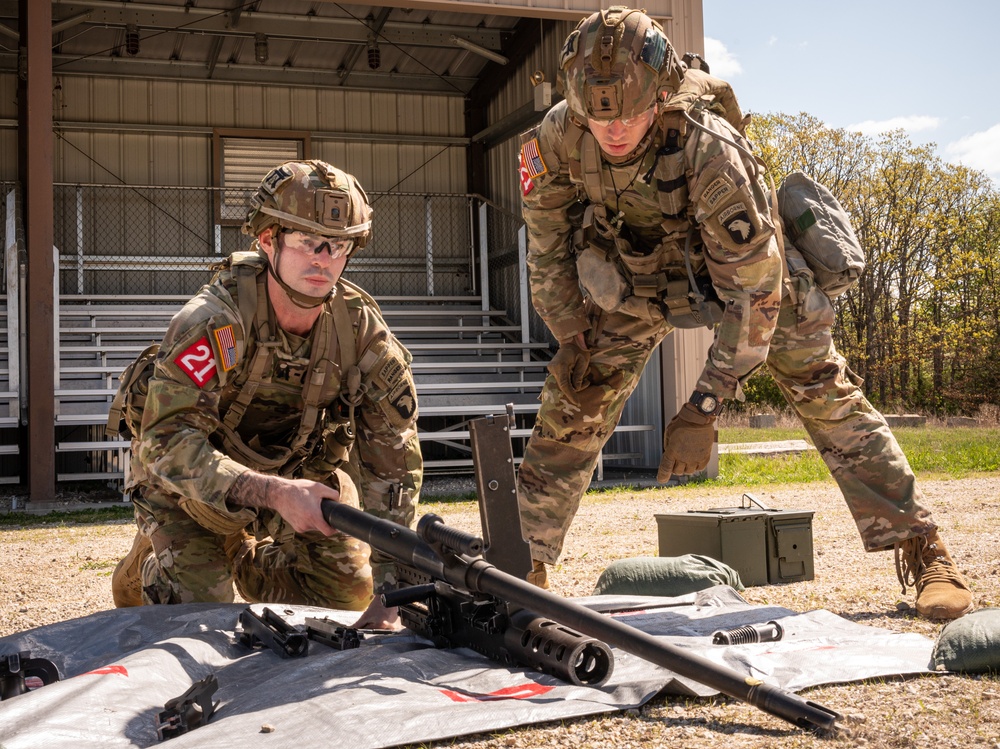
[702,1,1000,184]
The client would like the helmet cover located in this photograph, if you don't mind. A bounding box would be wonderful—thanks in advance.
[558,6,681,122]
[242,160,373,250]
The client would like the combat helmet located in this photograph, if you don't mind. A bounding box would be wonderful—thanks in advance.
[242,160,373,307]
[243,159,373,251]
[558,6,683,122]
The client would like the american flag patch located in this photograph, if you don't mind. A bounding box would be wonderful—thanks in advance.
[520,138,547,179]
[213,324,238,371]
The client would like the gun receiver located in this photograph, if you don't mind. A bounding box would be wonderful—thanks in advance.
[237,606,309,658]
[154,674,218,740]
[304,618,393,651]
[321,500,843,734]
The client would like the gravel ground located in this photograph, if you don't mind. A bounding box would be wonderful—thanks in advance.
[2,475,999,747]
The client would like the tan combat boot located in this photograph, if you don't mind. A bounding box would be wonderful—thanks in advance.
[526,560,549,590]
[895,529,973,619]
[111,530,153,608]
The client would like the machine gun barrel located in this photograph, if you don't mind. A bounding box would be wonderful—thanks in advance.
[320,500,843,734]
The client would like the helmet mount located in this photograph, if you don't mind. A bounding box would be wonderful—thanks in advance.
[558,6,682,124]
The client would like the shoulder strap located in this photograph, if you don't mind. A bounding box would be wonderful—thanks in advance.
[578,132,606,205]
[221,269,276,432]
[329,282,363,429]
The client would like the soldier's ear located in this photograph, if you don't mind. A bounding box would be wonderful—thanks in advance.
[258,227,276,251]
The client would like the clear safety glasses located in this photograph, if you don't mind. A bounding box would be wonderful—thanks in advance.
[587,106,657,131]
[278,228,354,259]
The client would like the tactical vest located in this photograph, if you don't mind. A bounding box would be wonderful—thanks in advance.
[107,251,365,478]
[557,70,751,328]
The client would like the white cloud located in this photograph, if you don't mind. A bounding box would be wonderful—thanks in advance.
[845,116,941,136]
[703,37,742,78]
[945,124,1000,181]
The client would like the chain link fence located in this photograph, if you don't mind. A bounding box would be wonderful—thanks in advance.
[52,185,479,300]
[479,198,551,346]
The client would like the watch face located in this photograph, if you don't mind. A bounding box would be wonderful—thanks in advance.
[699,395,718,413]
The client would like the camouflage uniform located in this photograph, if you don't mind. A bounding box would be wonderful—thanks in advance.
[129,249,422,608]
[518,92,781,564]
[517,59,933,567]
[768,281,933,551]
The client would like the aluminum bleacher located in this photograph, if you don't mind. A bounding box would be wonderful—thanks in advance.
[51,294,655,484]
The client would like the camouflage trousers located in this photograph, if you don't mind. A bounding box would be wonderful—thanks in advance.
[132,486,373,610]
[767,286,934,551]
[517,290,935,565]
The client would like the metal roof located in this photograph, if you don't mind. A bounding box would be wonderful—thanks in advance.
[1,1,549,96]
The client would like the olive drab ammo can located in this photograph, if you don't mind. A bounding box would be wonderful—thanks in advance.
[655,494,814,587]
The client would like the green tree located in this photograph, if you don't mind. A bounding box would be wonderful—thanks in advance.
[746,112,1000,413]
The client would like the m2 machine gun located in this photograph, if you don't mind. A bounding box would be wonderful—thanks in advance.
[319,500,845,734]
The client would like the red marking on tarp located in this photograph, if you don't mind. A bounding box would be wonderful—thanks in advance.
[441,682,554,703]
[82,665,128,677]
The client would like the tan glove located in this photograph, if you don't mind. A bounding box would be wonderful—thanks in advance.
[548,337,591,405]
[657,403,717,483]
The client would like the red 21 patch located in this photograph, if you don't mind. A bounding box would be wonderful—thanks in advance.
[174,336,218,387]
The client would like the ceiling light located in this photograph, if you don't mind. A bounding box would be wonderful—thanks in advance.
[367,34,381,70]
[125,24,140,57]
[254,33,269,64]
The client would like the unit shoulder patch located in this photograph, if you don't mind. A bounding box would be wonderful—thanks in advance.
[718,201,756,245]
[174,336,218,387]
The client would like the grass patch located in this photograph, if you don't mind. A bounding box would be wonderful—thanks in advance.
[709,451,832,487]
[0,505,134,528]
[713,425,1000,486]
[894,427,1000,475]
[719,426,810,443]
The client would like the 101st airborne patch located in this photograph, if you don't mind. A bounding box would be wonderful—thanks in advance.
[718,202,756,245]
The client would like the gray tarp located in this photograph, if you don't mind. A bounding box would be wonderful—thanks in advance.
[0,586,936,748]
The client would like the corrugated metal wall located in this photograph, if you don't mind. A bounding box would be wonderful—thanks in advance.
[48,77,468,191]
[0,73,16,182]
[486,19,575,215]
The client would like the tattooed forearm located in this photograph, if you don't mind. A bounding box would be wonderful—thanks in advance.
[228,472,273,509]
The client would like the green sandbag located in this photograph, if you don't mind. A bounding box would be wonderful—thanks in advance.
[593,555,744,597]
[932,608,1000,673]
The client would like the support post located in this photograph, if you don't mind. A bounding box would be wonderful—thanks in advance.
[477,201,489,313]
[424,196,434,296]
[19,0,56,503]
[517,224,530,359]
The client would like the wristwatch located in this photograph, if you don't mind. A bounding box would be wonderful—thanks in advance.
[689,390,723,416]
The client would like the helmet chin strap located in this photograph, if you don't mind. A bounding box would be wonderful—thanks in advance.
[264,235,332,309]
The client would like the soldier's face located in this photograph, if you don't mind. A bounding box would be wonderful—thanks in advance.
[587,106,657,157]
[261,228,348,296]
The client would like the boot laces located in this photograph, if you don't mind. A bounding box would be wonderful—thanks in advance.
[894,535,960,595]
